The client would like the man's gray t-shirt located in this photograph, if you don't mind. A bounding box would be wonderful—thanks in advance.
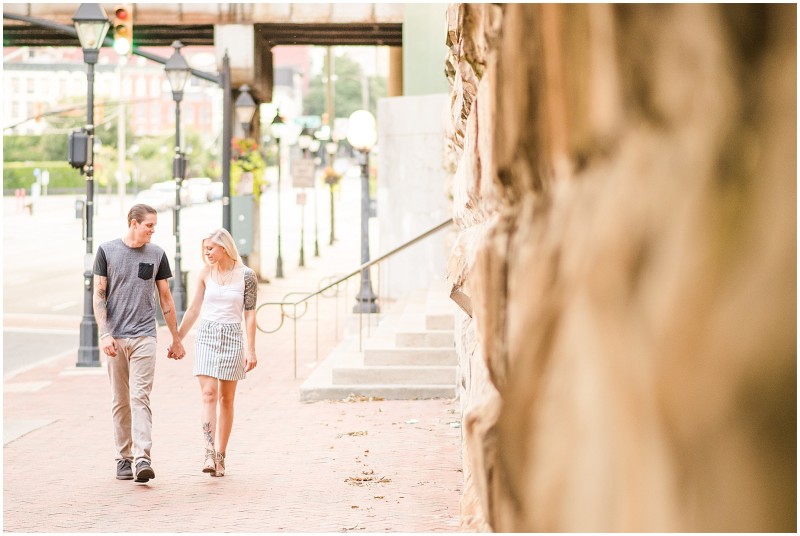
[94,238,172,338]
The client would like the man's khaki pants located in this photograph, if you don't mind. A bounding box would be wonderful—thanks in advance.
[106,336,157,464]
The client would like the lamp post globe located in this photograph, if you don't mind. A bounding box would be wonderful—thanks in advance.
[346,110,379,314]
[346,110,377,152]
[165,41,191,101]
[298,133,312,153]
[74,2,111,367]
[234,84,257,136]
[270,112,286,278]
[73,3,111,64]
[165,40,191,324]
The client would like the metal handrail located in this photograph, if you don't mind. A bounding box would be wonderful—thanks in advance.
[256,218,454,377]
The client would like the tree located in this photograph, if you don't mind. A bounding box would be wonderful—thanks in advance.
[304,53,387,119]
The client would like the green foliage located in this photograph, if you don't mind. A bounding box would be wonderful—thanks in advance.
[2,161,84,192]
[304,53,388,119]
[184,129,221,179]
[3,134,69,162]
[4,109,219,187]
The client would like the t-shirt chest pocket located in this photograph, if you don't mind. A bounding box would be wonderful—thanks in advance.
[138,262,155,280]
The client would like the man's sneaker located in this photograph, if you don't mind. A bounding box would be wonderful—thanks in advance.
[134,460,155,482]
[116,459,133,480]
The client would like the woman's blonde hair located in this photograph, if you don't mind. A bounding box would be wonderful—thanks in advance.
[201,228,242,266]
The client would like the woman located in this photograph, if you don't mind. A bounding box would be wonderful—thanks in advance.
[174,228,258,477]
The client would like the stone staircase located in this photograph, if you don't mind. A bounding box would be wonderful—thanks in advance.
[299,282,457,401]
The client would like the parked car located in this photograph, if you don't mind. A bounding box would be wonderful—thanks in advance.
[184,177,215,204]
[209,181,223,200]
[150,180,188,207]
[133,188,171,212]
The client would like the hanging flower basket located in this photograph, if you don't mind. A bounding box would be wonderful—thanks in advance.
[230,137,267,200]
[323,166,342,186]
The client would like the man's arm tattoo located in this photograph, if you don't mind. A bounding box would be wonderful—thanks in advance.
[93,276,109,333]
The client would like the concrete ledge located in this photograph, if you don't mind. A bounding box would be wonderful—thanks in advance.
[4,419,56,445]
[300,384,457,402]
[332,365,456,385]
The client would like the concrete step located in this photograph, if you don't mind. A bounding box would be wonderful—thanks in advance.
[297,281,460,402]
[364,346,457,366]
[394,329,454,348]
[364,347,458,367]
[424,287,457,331]
[425,313,454,330]
[332,365,456,385]
[300,384,457,402]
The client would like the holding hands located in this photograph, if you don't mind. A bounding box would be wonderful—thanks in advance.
[167,339,186,360]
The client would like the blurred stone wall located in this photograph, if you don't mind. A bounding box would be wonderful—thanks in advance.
[445,4,796,532]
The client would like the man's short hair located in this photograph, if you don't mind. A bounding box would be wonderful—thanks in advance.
[127,204,157,227]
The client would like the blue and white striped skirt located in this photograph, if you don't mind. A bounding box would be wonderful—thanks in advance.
[193,319,246,381]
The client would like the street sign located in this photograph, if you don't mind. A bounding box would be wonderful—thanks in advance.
[291,157,315,188]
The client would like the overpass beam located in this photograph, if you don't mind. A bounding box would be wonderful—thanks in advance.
[214,24,273,104]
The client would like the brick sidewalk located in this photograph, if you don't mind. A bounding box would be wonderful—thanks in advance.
[4,235,463,532]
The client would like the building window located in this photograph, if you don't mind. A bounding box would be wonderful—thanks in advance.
[71,73,84,95]
[27,78,35,94]
[136,76,146,97]
[150,77,160,97]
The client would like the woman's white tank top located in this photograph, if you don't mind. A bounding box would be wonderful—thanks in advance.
[201,268,244,324]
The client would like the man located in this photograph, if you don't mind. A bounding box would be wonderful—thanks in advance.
[93,204,186,483]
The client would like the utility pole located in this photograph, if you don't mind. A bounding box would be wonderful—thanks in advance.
[325,46,335,127]
[116,56,127,215]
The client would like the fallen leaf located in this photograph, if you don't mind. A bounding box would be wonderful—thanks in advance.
[337,430,368,438]
[345,475,391,486]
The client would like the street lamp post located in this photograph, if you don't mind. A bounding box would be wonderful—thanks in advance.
[165,40,191,324]
[297,132,312,268]
[346,110,379,314]
[221,53,233,232]
[270,112,286,278]
[309,138,321,257]
[325,140,338,245]
[233,85,258,266]
[74,3,111,367]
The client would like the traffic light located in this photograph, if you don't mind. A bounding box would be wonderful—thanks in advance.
[112,4,133,56]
